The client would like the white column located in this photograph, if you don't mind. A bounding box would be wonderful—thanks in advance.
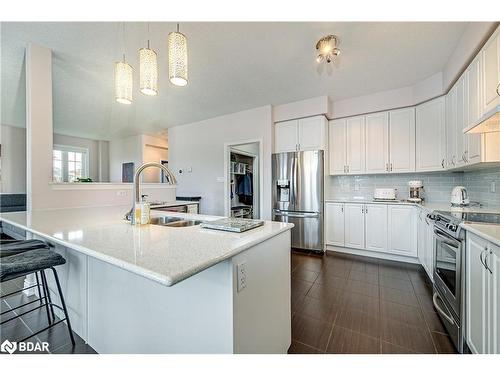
[25,43,53,211]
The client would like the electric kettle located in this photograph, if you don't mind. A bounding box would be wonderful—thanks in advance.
[451,186,470,206]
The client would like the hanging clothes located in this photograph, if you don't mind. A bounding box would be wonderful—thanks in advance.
[236,172,253,205]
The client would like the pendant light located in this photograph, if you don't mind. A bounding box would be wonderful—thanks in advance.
[115,23,133,104]
[139,23,158,96]
[115,55,133,104]
[168,23,188,87]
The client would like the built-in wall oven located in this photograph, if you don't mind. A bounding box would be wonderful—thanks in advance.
[432,211,465,353]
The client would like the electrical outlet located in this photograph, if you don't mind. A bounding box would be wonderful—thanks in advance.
[237,262,247,292]
[216,177,225,183]
[491,181,496,193]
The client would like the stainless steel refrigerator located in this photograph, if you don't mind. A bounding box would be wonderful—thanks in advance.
[272,150,324,252]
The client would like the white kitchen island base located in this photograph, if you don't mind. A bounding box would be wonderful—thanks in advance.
[40,231,291,354]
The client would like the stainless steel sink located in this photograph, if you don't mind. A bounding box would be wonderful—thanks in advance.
[150,216,203,227]
[165,220,204,227]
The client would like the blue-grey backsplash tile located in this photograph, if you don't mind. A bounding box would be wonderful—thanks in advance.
[327,167,500,205]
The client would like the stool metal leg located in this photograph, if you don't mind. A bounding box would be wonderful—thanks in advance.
[41,271,55,323]
[50,267,75,346]
[35,272,52,325]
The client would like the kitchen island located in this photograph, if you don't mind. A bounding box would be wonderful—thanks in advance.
[0,206,293,354]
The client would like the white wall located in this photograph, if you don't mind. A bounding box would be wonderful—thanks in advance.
[0,124,26,193]
[109,134,168,183]
[330,72,443,119]
[442,22,497,91]
[272,96,329,123]
[168,106,273,218]
[109,135,143,182]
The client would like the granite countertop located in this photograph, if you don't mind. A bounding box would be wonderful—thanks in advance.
[0,206,293,287]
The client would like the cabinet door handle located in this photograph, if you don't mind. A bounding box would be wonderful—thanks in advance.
[485,249,493,274]
[441,159,445,169]
[385,163,388,172]
[496,82,500,97]
[347,165,350,173]
[390,163,393,172]
[365,206,368,214]
[480,248,487,269]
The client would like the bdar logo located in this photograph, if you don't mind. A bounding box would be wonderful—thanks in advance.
[1,340,17,354]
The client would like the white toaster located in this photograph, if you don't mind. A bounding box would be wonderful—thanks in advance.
[374,188,397,201]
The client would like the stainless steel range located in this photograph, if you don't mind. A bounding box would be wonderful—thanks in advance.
[431,210,500,353]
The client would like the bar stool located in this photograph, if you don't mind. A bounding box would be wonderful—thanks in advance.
[0,241,75,346]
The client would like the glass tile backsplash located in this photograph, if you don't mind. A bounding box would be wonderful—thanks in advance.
[328,167,500,205]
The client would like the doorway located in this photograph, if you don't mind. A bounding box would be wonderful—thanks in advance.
[224,140,263,219]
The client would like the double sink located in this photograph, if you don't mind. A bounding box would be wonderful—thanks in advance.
[150,216,204,228]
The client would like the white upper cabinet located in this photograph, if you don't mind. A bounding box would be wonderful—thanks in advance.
[365,204,388,252]
[446,87,457,168]
[365,112,389,174]
[466,55,483,164]
[416,97,446,172]
[325,202,345,247]
[344,203,365,249]
[345,116,366,175]
[329,119,347,175]
[274,116,327,153]
[389,108,416,173]
[387,205,417,257]
[274,120,298,153]
[482,27,500,114]
[456,76,469,166]
[297,116,327,151]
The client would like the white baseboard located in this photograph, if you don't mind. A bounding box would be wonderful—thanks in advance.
[325,245,420,264]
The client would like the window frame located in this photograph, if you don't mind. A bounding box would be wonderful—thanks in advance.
[53,144,90,182]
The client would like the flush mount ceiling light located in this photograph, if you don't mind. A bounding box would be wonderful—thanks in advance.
[316,34,340,63]
[115,55,133,104]
[139,23,158,96]
[168,23,188,87]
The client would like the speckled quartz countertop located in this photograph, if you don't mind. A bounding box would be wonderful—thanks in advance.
[460,223,500,247]
[0,206,293,286]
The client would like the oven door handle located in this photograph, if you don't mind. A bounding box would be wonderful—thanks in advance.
[432,292,455,325]
[434,229,460,248]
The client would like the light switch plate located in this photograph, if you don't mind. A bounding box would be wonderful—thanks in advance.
[216,177,225,183]
[237,262,247,292]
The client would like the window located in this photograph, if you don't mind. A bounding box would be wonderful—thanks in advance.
[52,145,89,182]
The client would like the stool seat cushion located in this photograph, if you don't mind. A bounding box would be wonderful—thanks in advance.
[0,239,49,258]
[0,249,65,282]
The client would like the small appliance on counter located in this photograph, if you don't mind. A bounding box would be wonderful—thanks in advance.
[451,186,470,207]
[200,218,264,233]
[373,188,397,201]
[408,180,424,202]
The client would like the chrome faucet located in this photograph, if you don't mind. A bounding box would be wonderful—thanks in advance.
[125,162,177,224]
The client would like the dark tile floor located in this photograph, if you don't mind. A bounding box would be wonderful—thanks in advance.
[0,276,96,354]
[1,248,456,354]
[288,250,457,354]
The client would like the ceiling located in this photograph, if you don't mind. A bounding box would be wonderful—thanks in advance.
[1,22,469,140]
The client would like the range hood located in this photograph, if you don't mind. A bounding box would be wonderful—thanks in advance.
[464,105,500,134]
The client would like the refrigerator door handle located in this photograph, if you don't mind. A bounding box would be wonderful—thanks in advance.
[273,210,320,219]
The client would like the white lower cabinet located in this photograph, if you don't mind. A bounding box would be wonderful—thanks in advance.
[344,203,365,249]
[387,205,417,257]
[417,209,434,281]
[325,202,417,259]
[466,232,500,354]
[325,202,345,246]
[365,204,388,252]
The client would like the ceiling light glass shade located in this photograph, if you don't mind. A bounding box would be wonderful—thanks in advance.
[115,61,133,104]
[316,35,340,64]
[139,47,158,96]
[168,31,188,87]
